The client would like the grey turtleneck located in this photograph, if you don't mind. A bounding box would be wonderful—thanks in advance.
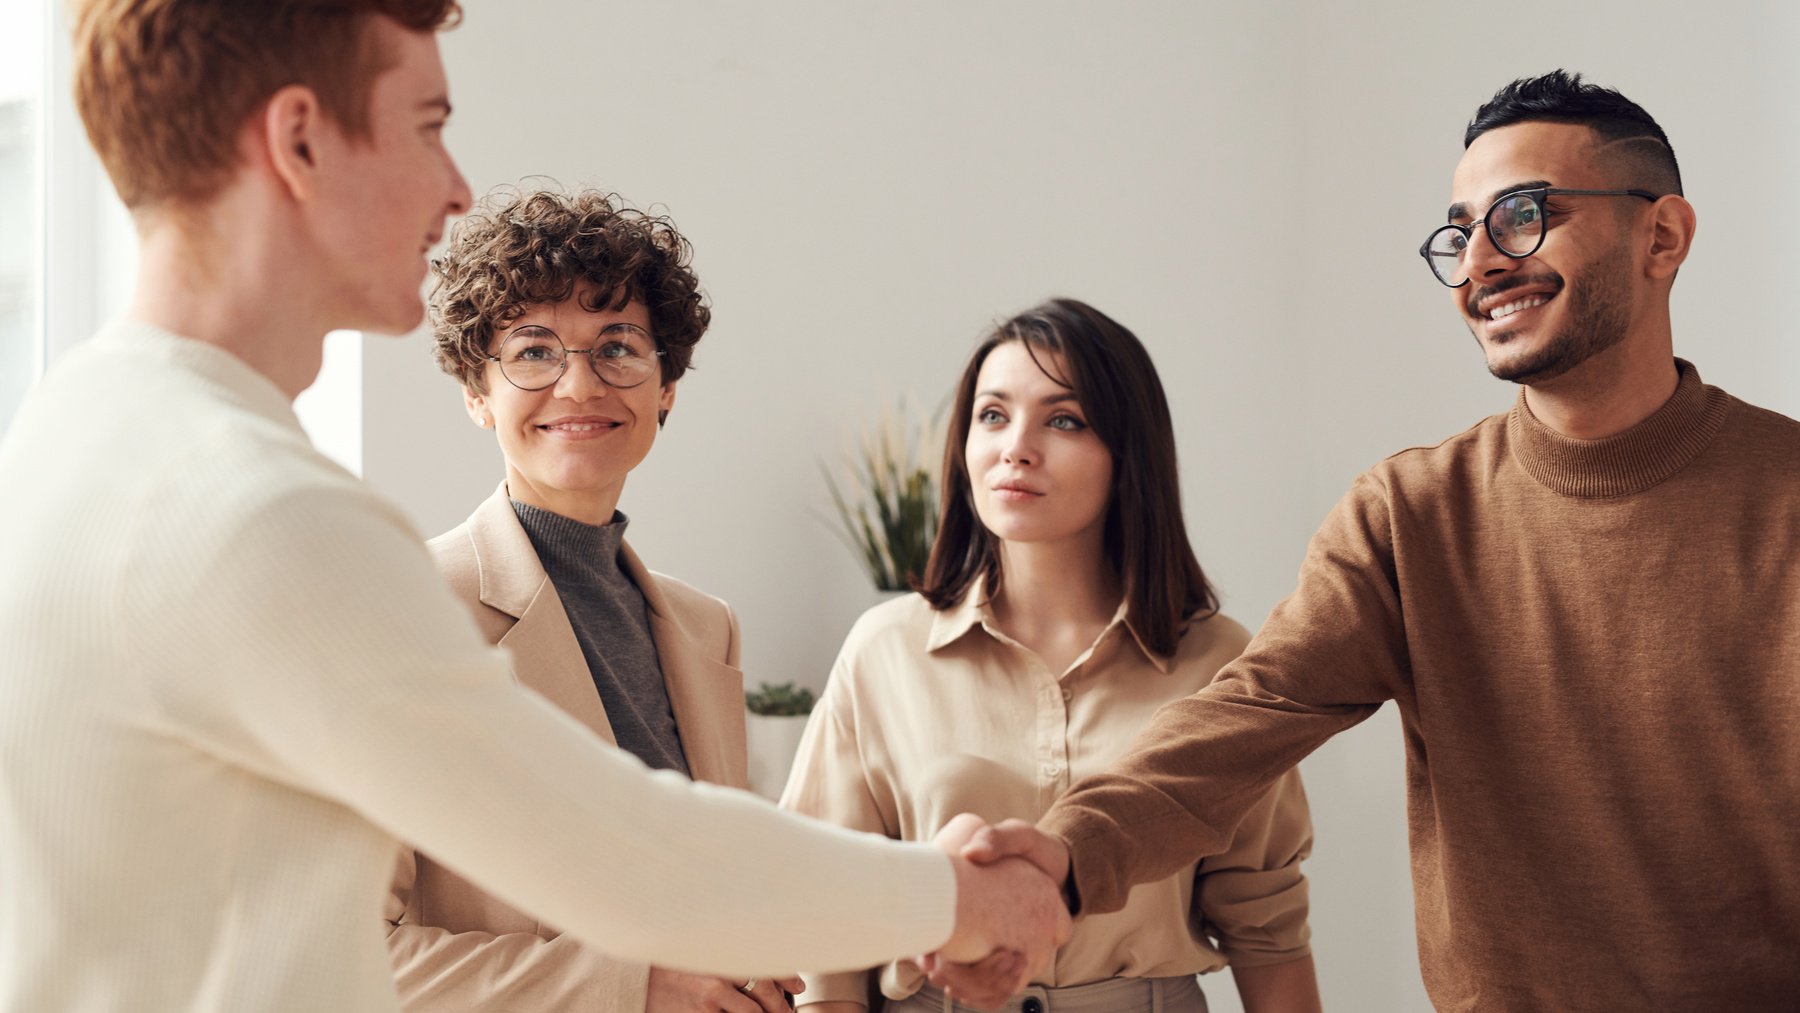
[511,500,690,776]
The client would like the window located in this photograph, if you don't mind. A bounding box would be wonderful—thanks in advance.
[0,0,46,435]
[294,330,365,476]
[3,0,140,438]
[8,2,361,472]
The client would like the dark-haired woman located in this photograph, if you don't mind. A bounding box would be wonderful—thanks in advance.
[782,300,1320,1013]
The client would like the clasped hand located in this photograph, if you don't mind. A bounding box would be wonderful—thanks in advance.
[918,814,1075,1010]
[644,966,804,1012]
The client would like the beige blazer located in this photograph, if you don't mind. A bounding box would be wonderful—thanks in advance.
[386,484,749,1011]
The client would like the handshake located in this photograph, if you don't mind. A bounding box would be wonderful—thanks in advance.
[919,814,1077,1010]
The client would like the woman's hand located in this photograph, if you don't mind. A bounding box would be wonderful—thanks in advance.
[645,966,805,1012]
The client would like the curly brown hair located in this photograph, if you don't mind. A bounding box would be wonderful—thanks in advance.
[430,186,711,394]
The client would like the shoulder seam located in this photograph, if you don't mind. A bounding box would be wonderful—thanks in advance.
[1375,411,1504,466]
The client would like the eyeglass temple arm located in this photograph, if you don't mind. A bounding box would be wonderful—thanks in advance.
[1540,187,1660,201]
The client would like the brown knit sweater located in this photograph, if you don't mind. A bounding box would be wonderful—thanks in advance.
[1043,360,1800,1011]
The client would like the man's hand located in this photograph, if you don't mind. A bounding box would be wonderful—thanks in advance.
[920,815,1071,1009]
[645,965,804,1012]
[962,818,1071,889]
[915,816,1076,1008]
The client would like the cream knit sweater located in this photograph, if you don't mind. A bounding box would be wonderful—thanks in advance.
[0,321,952,1012]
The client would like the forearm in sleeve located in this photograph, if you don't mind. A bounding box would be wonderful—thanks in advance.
[142,485,956,979]
[388,921,646,1012]
[780,668,894,1008]
[383,845,647,1011]
[1043,474,1409,915]
[1195,768,1314,967]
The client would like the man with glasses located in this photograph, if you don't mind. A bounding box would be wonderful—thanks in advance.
[937,70,1800,1010]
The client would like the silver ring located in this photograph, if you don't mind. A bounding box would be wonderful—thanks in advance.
[739,979,759,994]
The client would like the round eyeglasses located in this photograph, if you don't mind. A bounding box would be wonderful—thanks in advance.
[1419,187,1657,288]
[486,323,666,391]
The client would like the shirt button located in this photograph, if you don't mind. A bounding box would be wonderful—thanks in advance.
[1022,998,1045,1013]
[1060,687,1073,702]
[1042,762,1062,778]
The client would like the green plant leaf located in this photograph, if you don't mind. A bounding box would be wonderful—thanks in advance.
[745,681,818,716]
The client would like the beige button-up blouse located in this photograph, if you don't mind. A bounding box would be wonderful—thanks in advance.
[780,591,1313,1007]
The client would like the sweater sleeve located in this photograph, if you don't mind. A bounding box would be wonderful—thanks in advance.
[1192,767,1313,967]
[385,846,650,1012]
[1043,473,1408,916]
[132,481,955,979]
[778,659,891,1009]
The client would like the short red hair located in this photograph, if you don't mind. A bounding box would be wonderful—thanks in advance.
[72,0,461,210]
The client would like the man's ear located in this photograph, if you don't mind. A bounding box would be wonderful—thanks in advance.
[1644,195,1697,281]
[261,84,326,202]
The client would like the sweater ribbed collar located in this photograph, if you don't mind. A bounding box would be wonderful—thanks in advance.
[1506,358,1729,499]
[100,319,300,432]
[510,500,630,584]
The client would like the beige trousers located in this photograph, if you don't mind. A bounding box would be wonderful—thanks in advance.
[885,975,1207,1013]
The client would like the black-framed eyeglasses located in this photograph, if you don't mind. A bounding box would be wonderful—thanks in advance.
[1419,187,1657,288]
[486,323,666,391]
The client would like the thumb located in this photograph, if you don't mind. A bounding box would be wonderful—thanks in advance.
[932,812,989,855]
[961,818,1043,863]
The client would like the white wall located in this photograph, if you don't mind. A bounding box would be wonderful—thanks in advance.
[356,3,1800,1010]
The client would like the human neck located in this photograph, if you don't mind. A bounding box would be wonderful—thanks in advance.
[125,196,333,401]
[1521,331,1679,440]
[505,469,623,528]
[988,535,1120,650]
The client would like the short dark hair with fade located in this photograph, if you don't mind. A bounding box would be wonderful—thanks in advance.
[1465,70,1682,196]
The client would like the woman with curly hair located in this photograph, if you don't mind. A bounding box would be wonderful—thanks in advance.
[385,186,802,1013]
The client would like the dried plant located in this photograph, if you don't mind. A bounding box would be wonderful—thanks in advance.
[823,399,942,593]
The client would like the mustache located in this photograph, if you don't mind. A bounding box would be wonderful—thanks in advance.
[1467,272,1565,316]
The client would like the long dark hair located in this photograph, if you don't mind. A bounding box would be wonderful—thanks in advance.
[917,298,1217,655]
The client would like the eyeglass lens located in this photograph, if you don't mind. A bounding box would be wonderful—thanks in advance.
[1423,192,1545,286]
[496,325,659,390]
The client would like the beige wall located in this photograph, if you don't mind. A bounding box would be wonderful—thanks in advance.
[355,3,1800,1010]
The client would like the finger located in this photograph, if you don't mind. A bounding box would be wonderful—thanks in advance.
[969,826,1072,892]
[929,949,1022,1009]
[775,974,805,995]
[931,812,989,854]
[745,978,792,1012]
[922,958,956,989]
[959,818,1041,863]
[714,982,761,1013]
[1011,944,1043,995]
